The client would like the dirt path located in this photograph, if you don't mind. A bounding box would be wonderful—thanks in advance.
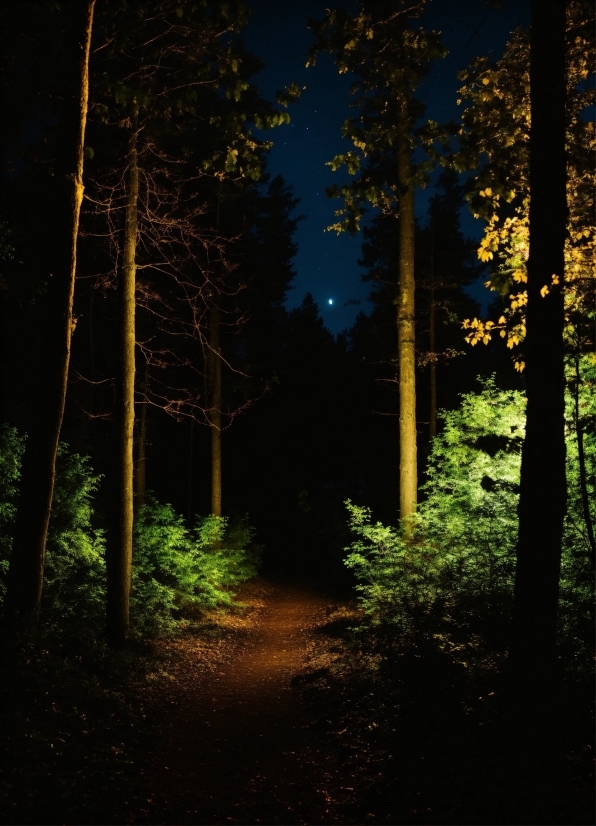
[121,580,347,825]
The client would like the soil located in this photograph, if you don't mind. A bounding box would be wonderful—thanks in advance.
[117,579,353,825]
[1,577,592,825]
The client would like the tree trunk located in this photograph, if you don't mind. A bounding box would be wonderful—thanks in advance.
[429,230,437,442]
[506,0,567,815]
[209,308,222,517]
[106,132,138,647]
[3,0,96,635]
[396,133,417,523]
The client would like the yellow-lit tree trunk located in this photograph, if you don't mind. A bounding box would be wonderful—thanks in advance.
[4,0,96,634]
[396,134,417,522]
[209,307,222,517]
[106,133,138,646]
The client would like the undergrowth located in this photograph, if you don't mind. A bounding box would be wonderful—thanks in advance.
[320,369,595,823]
[344,369,595,680]
[0,429,260,644]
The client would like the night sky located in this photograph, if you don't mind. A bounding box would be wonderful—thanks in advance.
[243,0,531,333]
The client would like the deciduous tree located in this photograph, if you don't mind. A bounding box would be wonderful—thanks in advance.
[308,1,446,522]
[457,0,594,371]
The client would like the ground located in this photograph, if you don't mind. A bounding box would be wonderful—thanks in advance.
[0,577,593,825]
[119,578,352,825]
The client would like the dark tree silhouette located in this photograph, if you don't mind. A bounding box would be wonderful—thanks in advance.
[507,0,568,815]
[3,0,96,635]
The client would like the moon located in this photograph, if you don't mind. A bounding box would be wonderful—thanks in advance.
[328,298,333,305]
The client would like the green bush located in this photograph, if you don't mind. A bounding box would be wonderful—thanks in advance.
[345,365,595,666]
[559,357,596,667]
[0,432,260,640]
[420,377,523,600]
[131,498,260,637]
[0,425,25,600]
[0,436,107,636]
[42,448,107,636]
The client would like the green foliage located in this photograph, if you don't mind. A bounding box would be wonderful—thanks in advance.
[42,448,107,636]
[420,378,524,597]
[345,370,595,667]
[0,426,25,597]
[0,436,259,639]
[0,437,106,632]
[92,0,290,182]
[0,220,15,265]
[344,505,443,639]
[559,357,596,664]
[308,1,447,234]
[132,499,260,637]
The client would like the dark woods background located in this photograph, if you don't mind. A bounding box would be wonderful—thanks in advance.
[2,167,516,586]
[0,1,593,823]
[0,2,519,585]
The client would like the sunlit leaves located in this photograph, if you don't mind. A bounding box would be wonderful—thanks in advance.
[458,1,595,366]
[225,148,238,170]
[276,82,303,108]
[327,152,361,175]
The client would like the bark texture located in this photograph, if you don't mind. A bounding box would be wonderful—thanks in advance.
[396,134,417,522]
[3,0,96,633]
[106,135,138,646]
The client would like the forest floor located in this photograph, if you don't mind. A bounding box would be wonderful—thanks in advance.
[1,578,367,825]
[117,577,356,825]
[1,577,593,825]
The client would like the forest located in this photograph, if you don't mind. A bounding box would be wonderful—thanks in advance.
[0,0,593,823]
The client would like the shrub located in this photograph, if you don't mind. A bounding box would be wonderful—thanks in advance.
[344,505,444,639]
[559,356,596,669]
[0,425,25,600]
[420,377,523,601]
[345,366,595,668]
[0,437,107,637]
[42,447,107,637]
[131,498,260,637]
[0,433,260,640]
